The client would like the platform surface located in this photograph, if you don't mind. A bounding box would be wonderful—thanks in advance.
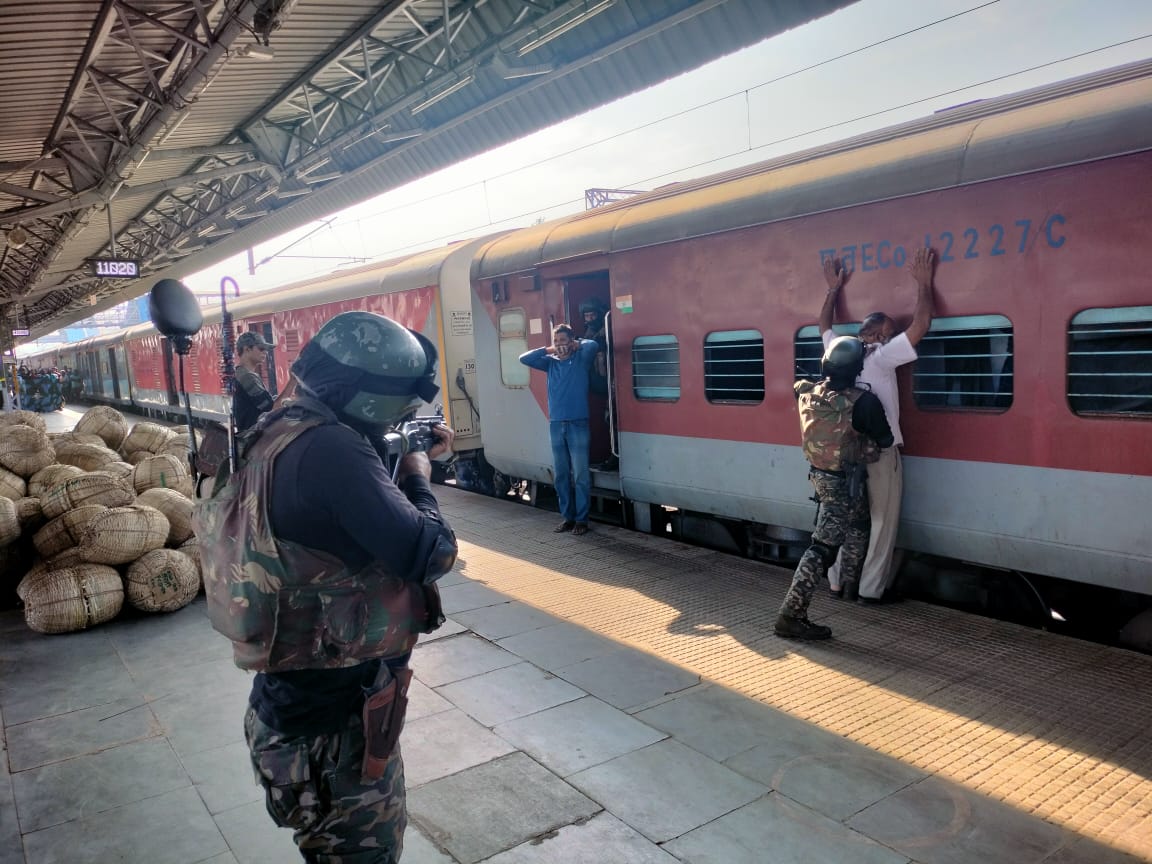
[1,414,1149,863]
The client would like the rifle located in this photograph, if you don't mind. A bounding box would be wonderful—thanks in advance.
[219,276,240,474]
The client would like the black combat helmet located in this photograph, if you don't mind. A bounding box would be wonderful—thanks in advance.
[290,311,439,426]
[821,336,865,386]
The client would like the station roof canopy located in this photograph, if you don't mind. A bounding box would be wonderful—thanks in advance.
[0,0,853,339]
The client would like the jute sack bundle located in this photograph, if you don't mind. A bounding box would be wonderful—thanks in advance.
[76,504,168,565]
[53,441,121,472]
[0,466,26,501]
[15,497,44,530]
[33,504,108,559]
[132,454,188,494]
[159,433,197,461]
[135,488,194,545]
[125,451,152,466]
[0,424,55,478]
[74,405,129,450]
[50,432,105,447]
[178,537,201,584]
[94,461,135,481]
[125,549,199,613]
[16,547,85,600]
[120,423,174,458]
[21,564,124,634]
[42,473,134,520]
[0,411,46,433]
[0,497,18,546]
[29,464,84,498]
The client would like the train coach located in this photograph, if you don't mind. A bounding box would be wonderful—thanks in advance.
[25,236,496,483]
[469,60,1152,633]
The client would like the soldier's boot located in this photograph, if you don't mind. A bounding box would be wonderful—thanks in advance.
[774,614,832,640]
[841,578,859,602]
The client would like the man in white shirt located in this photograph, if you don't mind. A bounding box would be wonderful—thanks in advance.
[820,247,936,603]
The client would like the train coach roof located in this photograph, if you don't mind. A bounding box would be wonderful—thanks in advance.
[473,59,1152,281]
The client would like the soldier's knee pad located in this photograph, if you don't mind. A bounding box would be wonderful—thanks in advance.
[810,541,840,568]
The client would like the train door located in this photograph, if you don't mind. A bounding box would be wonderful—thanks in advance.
[107,348,122,400]
[562,272,615,468]
[246,321,278,394]
[161,339,179,406]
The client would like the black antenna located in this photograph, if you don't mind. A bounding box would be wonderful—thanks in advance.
[148,279,204,473]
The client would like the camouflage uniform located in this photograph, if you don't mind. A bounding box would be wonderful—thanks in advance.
[779,469,869,617]
[194,397,445,864]
[245,692,407,864]
[777,374,889,637]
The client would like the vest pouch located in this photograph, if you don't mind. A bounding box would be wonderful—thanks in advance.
[267,585,369,670]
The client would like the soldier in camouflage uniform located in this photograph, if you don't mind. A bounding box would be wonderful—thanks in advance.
[776,336,893,640]
[194,311,458,863]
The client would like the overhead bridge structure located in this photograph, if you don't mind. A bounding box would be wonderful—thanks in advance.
[0,0,853,340]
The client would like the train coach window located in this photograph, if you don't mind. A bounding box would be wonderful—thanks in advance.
[1068,306,1152,417]
[499,308,530,387]
[794,324,860,381]
[632,335,680,400]
[913,315,1013,410]
[705,330,764,404]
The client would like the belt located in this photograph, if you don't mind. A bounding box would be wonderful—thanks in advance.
[810,467,846,478]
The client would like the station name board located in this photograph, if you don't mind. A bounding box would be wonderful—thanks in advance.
[88,258,140,279]
[11,329,29,337]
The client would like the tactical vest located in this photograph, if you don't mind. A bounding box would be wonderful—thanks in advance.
[794,379,881,472]
[192,401,443,673]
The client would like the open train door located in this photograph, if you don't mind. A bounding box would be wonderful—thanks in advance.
[562,272,616,471]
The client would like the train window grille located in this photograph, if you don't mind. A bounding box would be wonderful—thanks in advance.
[793,324,860,381]
[632,335,680,400]
[704,330,765,404]
[499,308,530,387]
[913,315,1013,410]
[284,330,301,354]
[1067,305,1152,417]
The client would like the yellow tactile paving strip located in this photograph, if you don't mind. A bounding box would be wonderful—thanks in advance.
[439,487,1152,859]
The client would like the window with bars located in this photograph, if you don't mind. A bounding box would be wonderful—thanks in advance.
[499,308,530,387]
[793,324,860,381]
[632,335,680,400]
[283,330,301,354]
[912,315,1013,410]
[1067,306,1152,417]
[704,330,764,403]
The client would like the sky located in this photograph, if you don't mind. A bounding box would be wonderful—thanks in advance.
[51,0,1152,332]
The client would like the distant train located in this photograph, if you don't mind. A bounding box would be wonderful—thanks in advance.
[24,60,1152,635]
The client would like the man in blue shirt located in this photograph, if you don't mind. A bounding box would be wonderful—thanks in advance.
[520,324,599,535]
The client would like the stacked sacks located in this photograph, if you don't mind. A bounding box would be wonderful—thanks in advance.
[73,405,128,451]
[2,405,204,633]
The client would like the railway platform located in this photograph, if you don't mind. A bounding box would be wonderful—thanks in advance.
[1,414,1150,863]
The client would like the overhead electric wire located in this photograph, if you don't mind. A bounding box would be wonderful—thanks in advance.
[348,1,1005,225]
[344,30,1152,266]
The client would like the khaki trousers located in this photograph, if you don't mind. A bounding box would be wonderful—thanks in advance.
[827,447,903,598]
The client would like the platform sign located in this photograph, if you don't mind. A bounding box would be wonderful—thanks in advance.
[11,329,28,337]
[88,258,140,278]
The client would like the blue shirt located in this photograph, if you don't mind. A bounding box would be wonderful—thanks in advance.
[519,339,599,421]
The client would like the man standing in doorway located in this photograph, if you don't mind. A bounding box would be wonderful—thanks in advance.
[821,247,936,604]
[233,331,277,433]
[520,324,600,535]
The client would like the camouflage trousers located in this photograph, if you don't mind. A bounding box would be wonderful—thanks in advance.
[244,702,406,864]
[780,469,869,619]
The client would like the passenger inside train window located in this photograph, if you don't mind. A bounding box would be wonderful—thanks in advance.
[820,247,936,606]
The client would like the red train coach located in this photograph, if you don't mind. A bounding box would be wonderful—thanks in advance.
[470,61,1152,625]
[39,237,492,471]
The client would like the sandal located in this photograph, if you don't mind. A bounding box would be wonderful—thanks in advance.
[571,523,589,536]
[554,521,575,533]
